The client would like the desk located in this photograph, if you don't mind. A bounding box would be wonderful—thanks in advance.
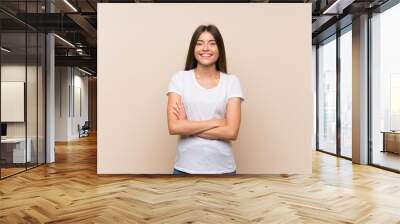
[1,138,32,163]
[382,131,400,154]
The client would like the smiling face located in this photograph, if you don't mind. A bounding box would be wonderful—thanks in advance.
[194,31,220,67]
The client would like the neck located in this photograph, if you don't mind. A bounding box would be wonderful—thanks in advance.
[195,64,218,78]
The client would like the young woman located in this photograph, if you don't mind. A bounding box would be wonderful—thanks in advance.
[166,24,244,175]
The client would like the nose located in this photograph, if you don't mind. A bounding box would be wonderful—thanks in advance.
[202,43,210,51]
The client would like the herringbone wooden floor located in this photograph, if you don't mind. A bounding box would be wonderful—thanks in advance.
[1,134,400,224]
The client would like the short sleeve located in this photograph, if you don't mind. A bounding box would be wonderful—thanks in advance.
[166,72,183,96]
[227,75,245,101]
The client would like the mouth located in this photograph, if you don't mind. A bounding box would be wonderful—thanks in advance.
[199,53,213,58]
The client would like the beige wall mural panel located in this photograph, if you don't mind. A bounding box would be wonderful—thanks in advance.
[98,3,312,174]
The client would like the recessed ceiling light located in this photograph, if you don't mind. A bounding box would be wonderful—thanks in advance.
[1,47,11,53]
[63,0,78,12]
[322,0,354,15]
[54,34,75,48]
[78,67,93,76]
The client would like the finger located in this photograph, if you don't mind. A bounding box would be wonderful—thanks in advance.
[173,111,179,119]
[181,101,186,113]
[172,106,180,115]
[173,106,180,115]
[179,97,184,107]
[180,101,185,112]
[176,101,181,112]
[177,99,182,111]
[179,98,185,111]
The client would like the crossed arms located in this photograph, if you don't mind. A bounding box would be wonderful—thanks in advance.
[167,92,242,141]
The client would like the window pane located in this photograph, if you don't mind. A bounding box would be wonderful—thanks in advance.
[340,29,352,158]
[318,37,337,154]
[371,4,400,171]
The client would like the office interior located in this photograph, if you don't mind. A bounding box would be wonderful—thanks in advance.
[0,0,400,223]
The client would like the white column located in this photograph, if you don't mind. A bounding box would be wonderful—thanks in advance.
[46,33,55,163]
[45,1,56,163]
[352,14,369,164]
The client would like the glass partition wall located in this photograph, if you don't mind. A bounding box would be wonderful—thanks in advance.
[0,2,46,179]
[339,27,352,159]
[370,3,400,172]
[316,26,353,159]
[316,0,400,172]
[317,35,337,155]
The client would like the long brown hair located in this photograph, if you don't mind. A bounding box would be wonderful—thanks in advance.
[184,24,227,73]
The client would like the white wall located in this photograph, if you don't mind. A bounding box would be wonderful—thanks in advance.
[1,82,25,122]
[98,3,313,174]
[55,67,89,141]
[55,66,69,141]
[71,73,89,138]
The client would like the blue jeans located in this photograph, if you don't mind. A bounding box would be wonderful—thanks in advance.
[173,168,236,176]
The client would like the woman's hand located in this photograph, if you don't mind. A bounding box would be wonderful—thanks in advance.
[172,97,187,120]
[195,98,242,141]
[168,93,221,136]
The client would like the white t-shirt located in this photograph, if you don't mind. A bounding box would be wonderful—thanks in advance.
[166,69,244,174]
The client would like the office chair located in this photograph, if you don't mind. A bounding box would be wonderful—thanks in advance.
[79,121,90,138]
